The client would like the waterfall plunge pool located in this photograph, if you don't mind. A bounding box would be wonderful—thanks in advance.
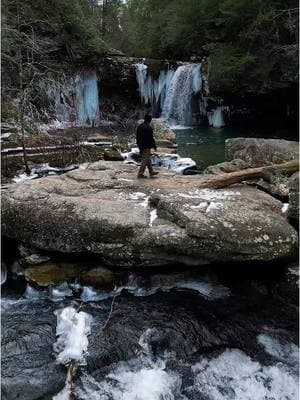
[174,126,298,170]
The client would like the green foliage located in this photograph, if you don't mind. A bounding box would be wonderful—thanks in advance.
[209,44,257,93]
[119,0,299,94]
[1,0,298,98]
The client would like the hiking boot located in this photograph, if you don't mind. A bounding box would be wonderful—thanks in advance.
[137,174,147,179]
[150,172,159,177]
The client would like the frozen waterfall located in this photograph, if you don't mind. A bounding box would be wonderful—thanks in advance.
[208,107,225,128]
[48,71,100,128]
[162,64,202,127]
[135,63,175,109]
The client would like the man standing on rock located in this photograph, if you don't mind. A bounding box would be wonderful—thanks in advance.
[136,114,159,179]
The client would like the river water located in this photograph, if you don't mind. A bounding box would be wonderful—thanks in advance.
[175,127,298,169]
[1,260,299,400]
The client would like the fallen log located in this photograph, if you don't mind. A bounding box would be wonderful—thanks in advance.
[197,160,299,189]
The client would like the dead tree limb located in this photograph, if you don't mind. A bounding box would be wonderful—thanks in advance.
[197,160,299,190]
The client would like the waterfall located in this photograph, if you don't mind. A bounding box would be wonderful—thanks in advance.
[135,64,175,109]
[162,64,202,127]
[207,107,225,128]
[48,71,100,128]
[75,71,100,127]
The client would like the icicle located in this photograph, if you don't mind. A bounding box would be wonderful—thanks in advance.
[207,107,225,128]
[135,63,175,108]
[48,71,100,128]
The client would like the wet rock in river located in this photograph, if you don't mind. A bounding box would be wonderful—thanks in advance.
[24,261,119,288]
[225,138,299,167]
[1,300,65,400]
[81,266,119,288]
[25,262,88,287]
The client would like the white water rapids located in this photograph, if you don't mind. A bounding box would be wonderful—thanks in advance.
[135,63,202,127]
[52,306,93,399]
[75,330,299,400]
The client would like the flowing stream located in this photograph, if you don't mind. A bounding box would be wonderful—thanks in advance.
[1,261,299,400]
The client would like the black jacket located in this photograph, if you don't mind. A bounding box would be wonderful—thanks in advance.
[136,122,157,151]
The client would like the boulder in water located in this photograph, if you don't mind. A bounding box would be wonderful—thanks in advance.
[81,266,119,288]
[225,138,299,167]
[24,261,88,287]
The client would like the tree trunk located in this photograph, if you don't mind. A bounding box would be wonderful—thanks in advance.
[197,160,299,189]
[19,99,31,175]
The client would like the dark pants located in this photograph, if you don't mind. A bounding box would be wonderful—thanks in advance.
[138,148,153,176]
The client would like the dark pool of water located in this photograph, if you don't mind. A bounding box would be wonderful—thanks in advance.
[175,126,298,169]
[2,261,299,400]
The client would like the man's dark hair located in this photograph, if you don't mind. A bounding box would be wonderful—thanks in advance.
[144,114,152,123]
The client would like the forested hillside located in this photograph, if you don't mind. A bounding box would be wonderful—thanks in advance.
[120,0,298,94]
[2,0,298,96]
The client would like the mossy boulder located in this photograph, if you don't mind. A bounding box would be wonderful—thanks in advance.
[103,148,123,161]
[81,266,119,288]
[25,262,88,287]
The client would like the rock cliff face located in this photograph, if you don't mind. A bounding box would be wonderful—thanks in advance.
[2,161,297,266]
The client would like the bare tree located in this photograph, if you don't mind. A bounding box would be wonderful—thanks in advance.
[2,0,62,174]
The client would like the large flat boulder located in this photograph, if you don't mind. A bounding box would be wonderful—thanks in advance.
[225,138,299,167]
[1,161,298,266]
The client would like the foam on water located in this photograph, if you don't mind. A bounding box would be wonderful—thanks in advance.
[257,333,299,367]
[190,348,298,400]
[149,209,158,227]
[13,171,39,183]
[53,306,93,365]
[77,334,185,400]
[53,386,69,400]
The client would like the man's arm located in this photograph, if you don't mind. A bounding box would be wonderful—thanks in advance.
[149,127,157,150]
